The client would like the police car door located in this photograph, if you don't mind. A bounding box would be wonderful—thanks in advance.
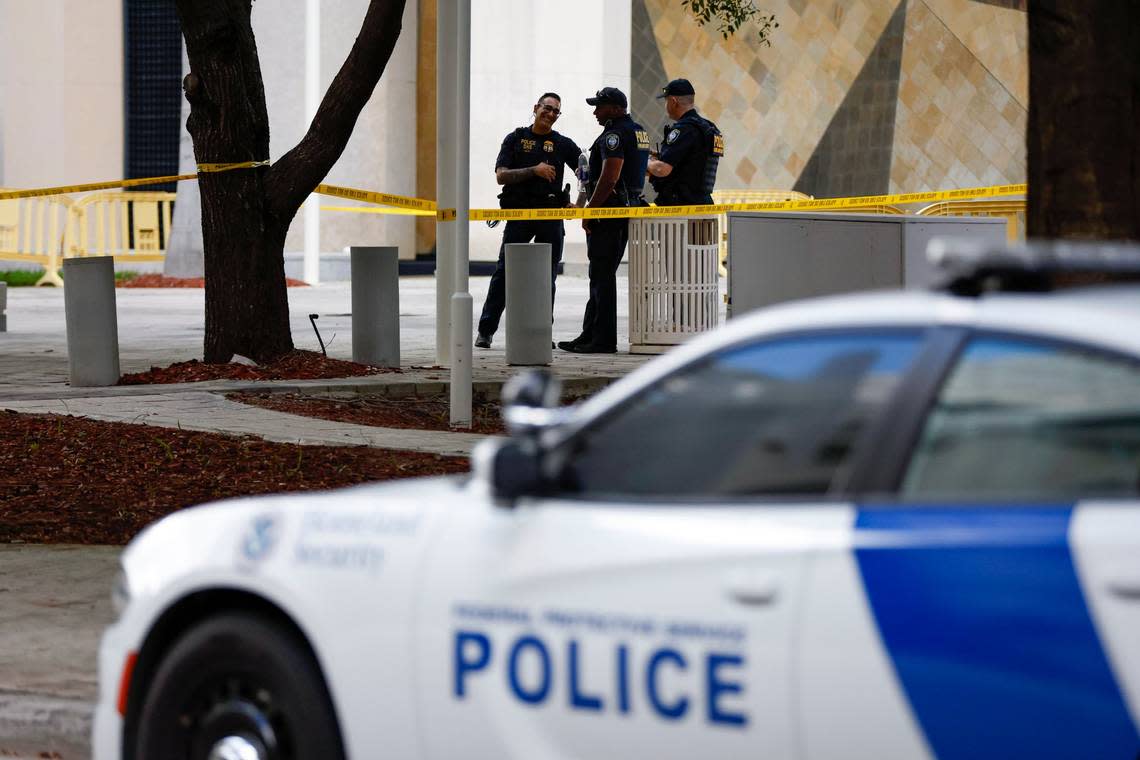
[417,330,927,760]
[799,331,1140,759]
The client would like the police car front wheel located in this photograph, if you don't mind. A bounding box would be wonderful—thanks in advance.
[133,612,345,760]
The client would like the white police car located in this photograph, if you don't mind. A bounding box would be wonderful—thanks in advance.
[95,244,1140,759]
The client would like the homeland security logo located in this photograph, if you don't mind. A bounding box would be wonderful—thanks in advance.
[604,133,620,150]
[238,513,281,567]
[543,140,554,153]
[667,128,680,144]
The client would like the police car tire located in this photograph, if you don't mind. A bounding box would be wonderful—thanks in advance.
[133,612,345,760]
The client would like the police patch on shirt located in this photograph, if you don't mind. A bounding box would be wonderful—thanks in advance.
[666,128,681,145]
[543,140,554,153]
[604,133,620,150]
[521,138,536,152]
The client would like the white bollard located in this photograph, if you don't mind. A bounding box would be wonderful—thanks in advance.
[350,246,400,368]
[0,282,7,332]
[450,292,474,428]
[63,256,120,386]
[505,243,552,366]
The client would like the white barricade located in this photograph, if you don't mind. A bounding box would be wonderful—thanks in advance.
[627,216,719,354]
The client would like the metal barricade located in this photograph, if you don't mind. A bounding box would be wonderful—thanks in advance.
[69,191,175,261]
[628,216,719,354]
[0,192,72,286]
[918,199,1025,243]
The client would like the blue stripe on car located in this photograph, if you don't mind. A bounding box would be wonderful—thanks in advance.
[855,506,1139,759]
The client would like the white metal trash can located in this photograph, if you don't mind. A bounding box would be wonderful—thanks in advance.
[627,216,719,354]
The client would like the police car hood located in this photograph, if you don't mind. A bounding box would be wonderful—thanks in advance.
[120,475,469,595]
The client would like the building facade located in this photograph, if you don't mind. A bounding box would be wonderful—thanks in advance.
[0,0,1027,271]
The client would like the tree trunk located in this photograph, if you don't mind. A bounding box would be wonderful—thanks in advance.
[175,0,406,363]
[1027,1,1140,239]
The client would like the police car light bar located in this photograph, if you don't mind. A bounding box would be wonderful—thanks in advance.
[927,239,1140,296]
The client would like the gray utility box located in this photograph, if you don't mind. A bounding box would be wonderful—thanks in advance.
[726,212,1007,318]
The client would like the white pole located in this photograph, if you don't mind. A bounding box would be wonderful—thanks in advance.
[449,0,473,428]
[435,0,456,364]
[303,0,321,285]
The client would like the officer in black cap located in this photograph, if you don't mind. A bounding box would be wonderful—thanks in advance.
[559,86,650,354]
[647,78,724,206]
[475,92,583,349]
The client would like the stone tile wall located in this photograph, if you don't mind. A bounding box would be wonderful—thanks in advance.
[634,0,1027,198]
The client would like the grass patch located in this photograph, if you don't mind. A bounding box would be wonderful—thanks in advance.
[0,269,141,286]
[0,270,45,287]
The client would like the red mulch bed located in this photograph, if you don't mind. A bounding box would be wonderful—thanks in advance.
[232,392,508,435]
[119,350,399,385]
[0,411,469,545]
[118,274,309,288]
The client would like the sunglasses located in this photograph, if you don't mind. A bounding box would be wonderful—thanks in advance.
[537,104,561,116]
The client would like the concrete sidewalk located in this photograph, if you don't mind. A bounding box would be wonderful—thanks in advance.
[0,272,725,756]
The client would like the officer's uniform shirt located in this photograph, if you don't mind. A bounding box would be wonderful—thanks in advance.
[653,108,724,205]
[496,127,582,209]
[588,114,651,207]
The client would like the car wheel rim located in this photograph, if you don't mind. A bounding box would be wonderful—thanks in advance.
[187,680,284,760]
[207,734,269,760]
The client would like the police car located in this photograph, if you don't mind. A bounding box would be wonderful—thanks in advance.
[95,243,1140,759]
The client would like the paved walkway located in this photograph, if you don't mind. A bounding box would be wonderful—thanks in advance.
[0,272,726,756]
[0,391,486,455]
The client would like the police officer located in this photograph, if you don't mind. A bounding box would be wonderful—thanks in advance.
[476,92,583,349]
[647,78,724,206]
[559,87,650,354]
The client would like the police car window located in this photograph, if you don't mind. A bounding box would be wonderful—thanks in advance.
[902,336,1140,500]
[560,333,923,498]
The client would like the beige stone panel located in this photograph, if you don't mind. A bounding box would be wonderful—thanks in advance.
[922,0,1027,106]
[645,0,900,190]
[891,0,1026,192]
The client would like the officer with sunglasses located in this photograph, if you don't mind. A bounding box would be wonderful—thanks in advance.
[476,92,583,350]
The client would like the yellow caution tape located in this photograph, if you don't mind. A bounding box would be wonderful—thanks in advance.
[316,184,437,213]
[0,174,196,201]
[196,159,271,173]
[0,161,272,201]
[321,204,435,217]
[435,183,1027,222]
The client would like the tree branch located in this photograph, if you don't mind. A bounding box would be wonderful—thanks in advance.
[266,0,407,219]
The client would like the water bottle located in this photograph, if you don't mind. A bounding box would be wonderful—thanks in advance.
[577,152,590,195]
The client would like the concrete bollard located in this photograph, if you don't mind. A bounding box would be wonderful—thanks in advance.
[0,282,7,332]
[63,256,120,386]
[505,242,552,366]
[350,246,400,368]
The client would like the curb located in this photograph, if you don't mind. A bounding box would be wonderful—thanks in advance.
[0,692,92,758]
[0,374,618,403]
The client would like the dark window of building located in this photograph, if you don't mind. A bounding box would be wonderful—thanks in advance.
[124,0,182,191]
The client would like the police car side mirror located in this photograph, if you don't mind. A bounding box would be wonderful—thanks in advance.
[471,437,547,503]
[501,370,565,435]
[490,438,545,502]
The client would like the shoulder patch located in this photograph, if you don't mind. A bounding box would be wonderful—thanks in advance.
[666,128,681,145]
[604,133,620,151]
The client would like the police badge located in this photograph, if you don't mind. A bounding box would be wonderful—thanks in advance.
[543,140,555,153]
[667,128,681,144]
[604,133,620,150]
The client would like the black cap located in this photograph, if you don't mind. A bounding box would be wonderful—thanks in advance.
[656,78,696,99]
[586,87,628,108]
